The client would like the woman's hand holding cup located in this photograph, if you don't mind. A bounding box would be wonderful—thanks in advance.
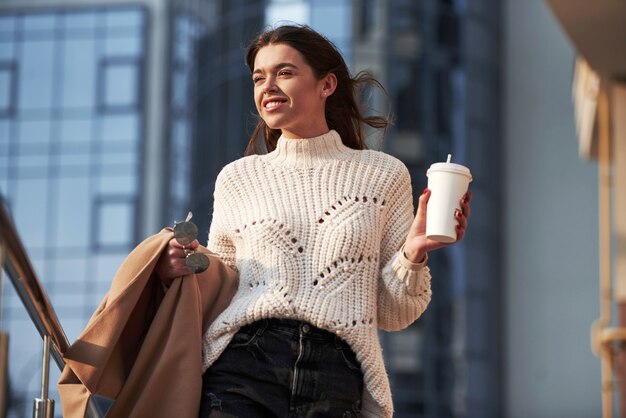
[403,155,473,264]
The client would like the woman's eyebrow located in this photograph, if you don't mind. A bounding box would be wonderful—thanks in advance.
[253,62,299,75]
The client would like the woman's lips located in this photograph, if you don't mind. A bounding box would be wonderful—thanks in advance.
[265,101,284,110]
[262,97,287,111]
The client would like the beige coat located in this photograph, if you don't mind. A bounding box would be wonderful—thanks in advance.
[58,228,238,418]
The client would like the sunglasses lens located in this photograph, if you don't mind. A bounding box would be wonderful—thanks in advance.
[186,252,210,274]
[174,221,198,246]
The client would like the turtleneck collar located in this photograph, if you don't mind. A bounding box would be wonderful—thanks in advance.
[263,130,356,168]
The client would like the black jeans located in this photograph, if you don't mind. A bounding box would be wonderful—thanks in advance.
[199,318,364,418]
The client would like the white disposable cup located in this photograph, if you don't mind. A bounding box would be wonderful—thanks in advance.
[426,161,472,243]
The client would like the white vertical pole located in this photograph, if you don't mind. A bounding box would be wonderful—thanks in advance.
[32,335,54,418]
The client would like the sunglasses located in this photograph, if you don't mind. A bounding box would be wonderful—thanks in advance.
[174,212,210,274]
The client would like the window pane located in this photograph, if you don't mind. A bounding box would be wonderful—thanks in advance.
[0,179,8,196]
[105,9,144,29]
[55,177,90,248]
[0,15,17,39]
[60,118,93,143]
[311,4,350,40]
[100,151,136,166]
[19,40,55,110]
[100,114,138,142]
[59,140,89,156]
[171,119,190,202]
[94,253,125,291]
[106,27,142,40]
[0,119,8,161]
[5,318,40,393]
[0,42,15,60]
[62,39,96,108]
[53,257,87,285]
[18,119,51,158]
[17,154,48,169]
[13,178,48,249]
[172,68,187,108]
[63,12,98,31]
[58,163,89,178]
[104,36,141,56]
[23,14,56,33]
[101,140,136,154]
[387,327,422,372]
[0,66,11,112]
[59,151,91,167]
[174,17,192,62]
[103,62,138,108]
[96,198,134,248]
[0,119,9,143]
[97,174,137,195]
[266,2,310,25]
[18,119,51,148]
[16,166,47,179]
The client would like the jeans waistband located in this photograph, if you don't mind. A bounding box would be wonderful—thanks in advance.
[255,318,338,342]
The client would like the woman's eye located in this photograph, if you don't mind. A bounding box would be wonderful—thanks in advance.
[253,77,264,83]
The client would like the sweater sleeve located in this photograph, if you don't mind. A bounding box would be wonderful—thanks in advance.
[207,170,238,271]
[377,163,432,331]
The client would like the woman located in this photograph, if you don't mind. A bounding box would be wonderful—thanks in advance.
[156,24,471,418]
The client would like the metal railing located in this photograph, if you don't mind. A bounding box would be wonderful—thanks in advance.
[0,196,104,418]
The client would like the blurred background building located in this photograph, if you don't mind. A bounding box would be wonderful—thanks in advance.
[0,0,602,417]
[545,2,626,418]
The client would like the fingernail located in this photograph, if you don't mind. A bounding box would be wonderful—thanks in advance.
[456,210,461,217]
[423,188,429,195]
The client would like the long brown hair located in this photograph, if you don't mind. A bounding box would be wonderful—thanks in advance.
[244,24,390,156]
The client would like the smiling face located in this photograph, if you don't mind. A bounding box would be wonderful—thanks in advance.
[252,43,336,139]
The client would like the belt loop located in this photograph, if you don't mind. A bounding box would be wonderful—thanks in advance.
[334,334,343,350]
[256,318,269,337]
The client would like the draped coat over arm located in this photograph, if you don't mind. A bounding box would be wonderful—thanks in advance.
[58,228,239,418]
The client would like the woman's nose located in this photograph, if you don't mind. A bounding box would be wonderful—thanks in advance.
[262,77,278,94]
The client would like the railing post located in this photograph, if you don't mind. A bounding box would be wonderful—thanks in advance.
[32,334,54,418]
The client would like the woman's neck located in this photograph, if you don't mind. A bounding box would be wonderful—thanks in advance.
[280,124,330,140]
[264,130,355,168]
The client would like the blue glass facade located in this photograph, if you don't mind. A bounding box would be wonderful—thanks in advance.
[189,0,265,239]
[168,12,206,224]
[0,6,147,416]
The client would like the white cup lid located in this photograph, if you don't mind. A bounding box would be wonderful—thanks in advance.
[427,162,472,180]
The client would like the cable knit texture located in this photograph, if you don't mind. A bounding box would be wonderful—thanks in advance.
[203,130,432,418]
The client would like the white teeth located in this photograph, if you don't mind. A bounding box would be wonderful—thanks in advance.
[265,101,282,109]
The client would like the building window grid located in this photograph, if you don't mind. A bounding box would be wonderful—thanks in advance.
[0,8,146,285]
[378,2,466,416]
[357,0,377,40]
[0,7,147,416]
[168,12,206,223]
[97,56,142,114]
[0,61,16,116]
[90,194,137,253]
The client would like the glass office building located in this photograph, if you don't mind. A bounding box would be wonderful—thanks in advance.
[351,1,501,417]
[0,7,147,415]
[0,1,263,416]
[0,0,500,417]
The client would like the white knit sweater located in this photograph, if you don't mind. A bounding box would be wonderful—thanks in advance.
[202,130,432,418]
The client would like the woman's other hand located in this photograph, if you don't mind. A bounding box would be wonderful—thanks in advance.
[154,237,200,287]
[402,189,472,264]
